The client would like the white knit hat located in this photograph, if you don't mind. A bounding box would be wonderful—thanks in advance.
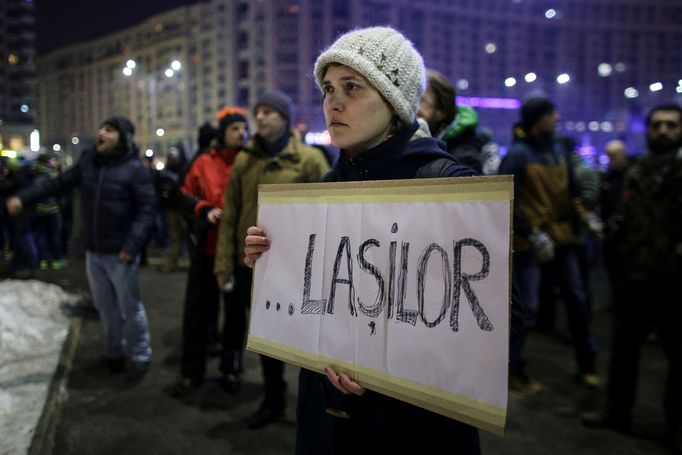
[314,26,426,124]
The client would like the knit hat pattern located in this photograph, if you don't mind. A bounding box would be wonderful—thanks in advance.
[254,90,294,124]
[314,26,426,124]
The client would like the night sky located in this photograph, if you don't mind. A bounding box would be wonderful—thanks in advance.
[35,0,203,55]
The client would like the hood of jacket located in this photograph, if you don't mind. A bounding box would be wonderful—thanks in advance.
[325,121,458,182]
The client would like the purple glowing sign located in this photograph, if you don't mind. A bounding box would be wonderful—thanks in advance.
[456,96,521,110]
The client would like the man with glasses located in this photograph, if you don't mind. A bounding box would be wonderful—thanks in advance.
[584,103,682,454]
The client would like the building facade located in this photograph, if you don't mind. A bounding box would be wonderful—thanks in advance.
[37,0,682,160]
[0,0,36,156]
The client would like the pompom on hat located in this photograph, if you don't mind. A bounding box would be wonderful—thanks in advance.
[314,26,426,124]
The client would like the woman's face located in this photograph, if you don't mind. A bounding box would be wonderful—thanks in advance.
[322,64,394,155]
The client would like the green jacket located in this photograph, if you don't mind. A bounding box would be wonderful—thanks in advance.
[214,131,330,277]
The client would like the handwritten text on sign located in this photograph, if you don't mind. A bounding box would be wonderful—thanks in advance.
[248,177,512,434]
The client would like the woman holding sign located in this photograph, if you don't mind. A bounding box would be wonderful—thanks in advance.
[245,27,482,454]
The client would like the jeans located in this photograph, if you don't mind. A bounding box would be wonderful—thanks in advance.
[510,247,597,373]
[85,251,151,362]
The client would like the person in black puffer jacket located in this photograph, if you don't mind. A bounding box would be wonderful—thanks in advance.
[6,116,156,378]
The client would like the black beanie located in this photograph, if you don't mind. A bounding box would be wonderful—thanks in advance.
[216,110,248,147]
[101,116,135,152]
[254,90,294,124]
[520,98,556,128]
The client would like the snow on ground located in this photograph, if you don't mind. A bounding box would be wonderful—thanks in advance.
[0,279,80,454]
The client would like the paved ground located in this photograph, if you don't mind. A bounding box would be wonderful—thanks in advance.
[25,254,673,454]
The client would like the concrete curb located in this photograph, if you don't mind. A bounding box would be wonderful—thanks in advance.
[28,315,82,455]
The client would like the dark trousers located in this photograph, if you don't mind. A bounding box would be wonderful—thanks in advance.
[224,265,286,407]
[33,213,62,262]
[180,252,222,381]
[607,280,682,432]
[221,266,251,373]
[510,247,597,374]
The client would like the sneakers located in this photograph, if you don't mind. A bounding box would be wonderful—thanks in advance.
[509,372,543,396]
[581,410,631,434]
[246,403,286,429]
[51,260,64,270]
[168,376,202,398]
[39,260,49,271]
[222,373,241,394]
[575,372,601,388]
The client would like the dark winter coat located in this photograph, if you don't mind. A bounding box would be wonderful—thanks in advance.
[296,121,483,455]
[18,146,156,256]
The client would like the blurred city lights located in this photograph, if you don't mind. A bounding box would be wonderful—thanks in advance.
[456,79,469,90]
[164,69,174,78]
[556,73,570,84]
[624,87,639,98]
[524,72,537,82]
[145,149,154,157]
[575,122,586,132]
[649,82,663,92]
[504,77,517,87]
[30,130,40,152]
[305,130,332,145]
[545,9,557,19]
[597,63,612,77]
[614,62,627,73]
[484,43,497,54]
[677,86,682,94]
[588,121,600,132]
[71,137,79,145]
[126,59,136,69]
[171,60,181,71]
[122,67,133,76]
[600,122,614,132]
[20,104,29,113]
[52,144,61,152]
[155,162,165,171]
[456,96,521,110]
[155,128,165,137]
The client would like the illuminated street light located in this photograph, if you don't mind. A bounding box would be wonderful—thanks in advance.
[30,130,40,152]
[624,87,639,99]
[20,104,29,113]
[597,63,612,77]
[71,137,79,145]
[145,149,154,157]
[677,86,682,94]
[649,82,663,92]
[588,121,600,132]
[155,162,165,171]
[164,69,174,78]
[156,128,165,137]
[457,79,469,90]
[171,60,181,71]
[601,122,614,133]
[556,73,570,84]
[614,62,627,73]
[52,144,61,152]
[122,67,133,76]
[545,9,557,19]
[126,59,136,69]
[484,43,497,54]
[524,72,537,82]
[504,77,517,87]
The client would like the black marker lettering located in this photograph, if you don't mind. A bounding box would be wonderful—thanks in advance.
[417,243,451,328]
[301,234,327,314]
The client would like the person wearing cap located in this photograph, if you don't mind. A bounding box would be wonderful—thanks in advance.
[213,90,330,429]
[168,107,250,397]
[498,98,599,395]
[6,117,156,379]
[241,26,483,453]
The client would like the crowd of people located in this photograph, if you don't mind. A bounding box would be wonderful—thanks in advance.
[1,25,680,454]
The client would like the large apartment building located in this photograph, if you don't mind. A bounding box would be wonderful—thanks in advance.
[37,0,682,158]
[0,0,36,155]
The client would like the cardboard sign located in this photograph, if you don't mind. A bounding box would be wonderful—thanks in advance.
[247,176,512,435]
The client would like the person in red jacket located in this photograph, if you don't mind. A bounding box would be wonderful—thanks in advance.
[169,107,249,396]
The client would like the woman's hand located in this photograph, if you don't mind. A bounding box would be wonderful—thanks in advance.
[325,367,365,396]
[244,225,271,268]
